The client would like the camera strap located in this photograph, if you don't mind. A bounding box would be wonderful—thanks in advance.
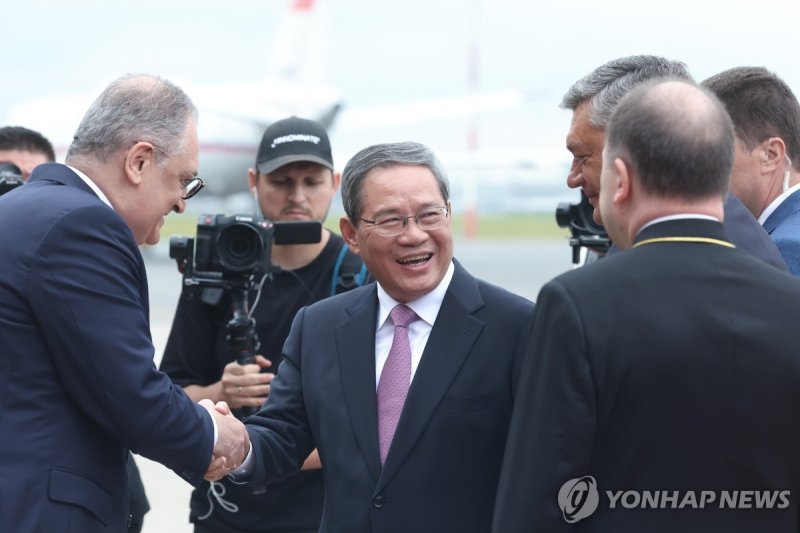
[331,243,368,296]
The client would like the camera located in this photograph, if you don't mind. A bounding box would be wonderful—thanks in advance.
[555,192,612,264]
[170,213,322,289]
[0,162,23,197]
[170,214,322,377]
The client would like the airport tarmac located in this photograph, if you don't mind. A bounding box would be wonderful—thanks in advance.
[137,237,575,532]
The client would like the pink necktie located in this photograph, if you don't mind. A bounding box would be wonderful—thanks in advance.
[377,304,418,464]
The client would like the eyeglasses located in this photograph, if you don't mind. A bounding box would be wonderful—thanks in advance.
[359,206,449,237]
[149,144,205,200]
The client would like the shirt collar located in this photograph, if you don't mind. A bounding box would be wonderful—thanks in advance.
[376,260,455,328]
[66,164,113,209]
[639,213,719,233]
[758,182,800,225]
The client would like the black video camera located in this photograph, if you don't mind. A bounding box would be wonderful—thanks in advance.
[170,213,322,290]
[555,192,612,264]
[0,162,23,197]
[170,214,322,377]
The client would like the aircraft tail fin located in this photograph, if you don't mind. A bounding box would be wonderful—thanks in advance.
[269,0,328,84]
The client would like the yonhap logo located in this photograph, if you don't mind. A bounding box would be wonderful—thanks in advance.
[558,475,599,523]
[556,475,791,524]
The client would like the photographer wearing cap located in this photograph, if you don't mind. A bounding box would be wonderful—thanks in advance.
[160,116,366,533]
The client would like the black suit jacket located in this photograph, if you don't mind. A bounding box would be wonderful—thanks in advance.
[494,219,800,532]
[605,194,787,270]
[244,260,535,533]
[0,164,214,532]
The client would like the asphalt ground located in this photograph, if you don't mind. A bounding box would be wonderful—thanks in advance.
[137,237,575,532]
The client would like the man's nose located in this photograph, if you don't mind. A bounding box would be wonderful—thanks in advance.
[566,167,583,189]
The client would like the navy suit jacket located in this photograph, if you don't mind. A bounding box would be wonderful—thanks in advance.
[763,188,800,275]
[0,164,214,532]
[243,260,535,533]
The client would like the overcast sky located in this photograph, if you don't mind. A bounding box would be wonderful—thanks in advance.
[6,0,800,187]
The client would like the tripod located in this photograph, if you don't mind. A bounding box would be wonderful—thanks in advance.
[226,288,261,418]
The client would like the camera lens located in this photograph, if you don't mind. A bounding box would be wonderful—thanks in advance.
[555,202,576,229]
[217,223,264,272]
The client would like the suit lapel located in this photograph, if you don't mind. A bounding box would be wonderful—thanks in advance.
[336,287,382,482]
[763,190,800,234]
[377,261,485,490]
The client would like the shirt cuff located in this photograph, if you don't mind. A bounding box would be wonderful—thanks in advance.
[209,410,218,446]
[229,442,255,482]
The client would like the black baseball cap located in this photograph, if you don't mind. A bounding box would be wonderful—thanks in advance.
[255,116,333,175]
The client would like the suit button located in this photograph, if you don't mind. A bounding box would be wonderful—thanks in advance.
[372,495,385,508]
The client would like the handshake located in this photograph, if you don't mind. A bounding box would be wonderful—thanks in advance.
[199,399,252,481]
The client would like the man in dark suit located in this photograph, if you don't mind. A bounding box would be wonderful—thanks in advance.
[0,74,248,532]
[0,124,151,532]
[493,79,800,532]
[562,54,787,269]
[219,141,535,532]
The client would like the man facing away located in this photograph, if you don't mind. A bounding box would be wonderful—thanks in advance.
[0,74,248,532]
[494,79,800,532]
[704,66,800,274]
[215,141,535,532]
[161,116,366,533]
[562,54,786,269]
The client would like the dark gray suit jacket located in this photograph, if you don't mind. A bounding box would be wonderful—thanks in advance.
[244,260,535,533]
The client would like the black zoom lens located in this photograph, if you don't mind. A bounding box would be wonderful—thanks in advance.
[217,224,264,272]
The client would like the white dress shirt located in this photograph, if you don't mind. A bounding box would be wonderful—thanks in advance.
[374,261,455,387]
[234,260,456,476]
[67,164,222,445]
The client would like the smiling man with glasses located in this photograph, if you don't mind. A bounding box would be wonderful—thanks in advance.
[220,141,536,533]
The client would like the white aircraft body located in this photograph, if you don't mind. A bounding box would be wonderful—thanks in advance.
[4,0,561,206]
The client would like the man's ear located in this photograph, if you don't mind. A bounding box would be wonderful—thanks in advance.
[247,168,258,191]
[613,157,632,205]
[762,137,787,173]
[125,142,155,186]
[339,215,360,254]
[331,171,342,191]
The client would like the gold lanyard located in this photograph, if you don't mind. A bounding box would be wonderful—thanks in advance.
[633,237,735,249]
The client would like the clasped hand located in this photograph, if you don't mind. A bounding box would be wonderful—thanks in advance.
[199,399,251,481]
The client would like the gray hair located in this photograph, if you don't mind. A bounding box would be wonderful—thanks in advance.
[66,74,198,165]
[341,141,450,222]
[606,79,733,199]
[561,55,692,128]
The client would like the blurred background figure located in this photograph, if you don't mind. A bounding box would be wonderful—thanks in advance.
[0,125,55,181]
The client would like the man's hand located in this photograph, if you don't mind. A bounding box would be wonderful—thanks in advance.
[221,355,274,409]
[199,399,250,480]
